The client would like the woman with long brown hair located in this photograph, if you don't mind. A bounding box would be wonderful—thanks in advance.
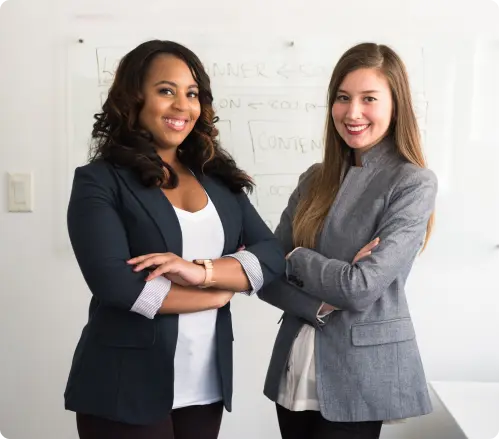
[259,42,437,439]
[64,39,285,439]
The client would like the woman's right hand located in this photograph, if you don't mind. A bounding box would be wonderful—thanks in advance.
[352,237,380,264]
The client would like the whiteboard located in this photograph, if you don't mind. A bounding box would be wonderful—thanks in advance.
[66,35,445,231]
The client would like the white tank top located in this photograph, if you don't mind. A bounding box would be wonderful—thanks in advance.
[172,195,225,409]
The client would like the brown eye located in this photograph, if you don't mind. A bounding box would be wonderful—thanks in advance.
[159,88,174,95]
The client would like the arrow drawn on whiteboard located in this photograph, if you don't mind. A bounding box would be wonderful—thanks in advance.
[276,64,295,78]
[305,103,327,112]
[248,102,264,110]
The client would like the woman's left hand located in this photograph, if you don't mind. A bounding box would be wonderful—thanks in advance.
[127,253,206,285]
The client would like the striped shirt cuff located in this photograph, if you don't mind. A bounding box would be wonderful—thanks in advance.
[316,302,334,325]
[223,250,263,296]
[130,276,172,319]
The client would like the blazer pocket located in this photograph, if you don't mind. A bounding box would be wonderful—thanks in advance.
[351,318,415,346]
[92,306,156,349]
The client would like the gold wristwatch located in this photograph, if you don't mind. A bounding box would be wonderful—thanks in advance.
[193,259,215,288]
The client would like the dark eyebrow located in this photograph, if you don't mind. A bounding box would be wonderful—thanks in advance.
[337,89,380,94]
[153,80,199,89]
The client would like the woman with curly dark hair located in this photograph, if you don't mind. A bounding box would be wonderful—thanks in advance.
[64,39,285,439]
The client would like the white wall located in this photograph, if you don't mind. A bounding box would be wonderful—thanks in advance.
[1,0,499,438]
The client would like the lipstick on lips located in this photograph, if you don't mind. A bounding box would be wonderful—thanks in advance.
[345,123,370,135]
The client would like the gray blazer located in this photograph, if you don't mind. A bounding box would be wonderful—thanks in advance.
[259,137,437,422]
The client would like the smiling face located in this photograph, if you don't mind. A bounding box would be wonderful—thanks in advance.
[138,54,201,153]
[332,67,393,154]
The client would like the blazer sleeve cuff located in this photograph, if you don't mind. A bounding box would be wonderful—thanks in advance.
[130,276,172,319]
[223,250,264,296]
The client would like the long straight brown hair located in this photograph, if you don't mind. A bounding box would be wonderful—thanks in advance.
[292,42,434,250]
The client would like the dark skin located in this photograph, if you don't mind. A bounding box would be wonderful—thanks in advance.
[128,54,250,315]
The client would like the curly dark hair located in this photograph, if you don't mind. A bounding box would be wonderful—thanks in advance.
[90,39,253,193]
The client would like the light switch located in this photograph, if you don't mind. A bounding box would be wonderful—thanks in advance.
[8,173,33,212]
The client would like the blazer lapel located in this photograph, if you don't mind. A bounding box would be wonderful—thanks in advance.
[113,165,183,256]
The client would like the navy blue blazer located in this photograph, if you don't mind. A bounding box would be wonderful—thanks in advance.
[64,159,285,425]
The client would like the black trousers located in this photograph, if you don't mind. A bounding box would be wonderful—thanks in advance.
[76,401,224,439]
[276,403,383,439]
